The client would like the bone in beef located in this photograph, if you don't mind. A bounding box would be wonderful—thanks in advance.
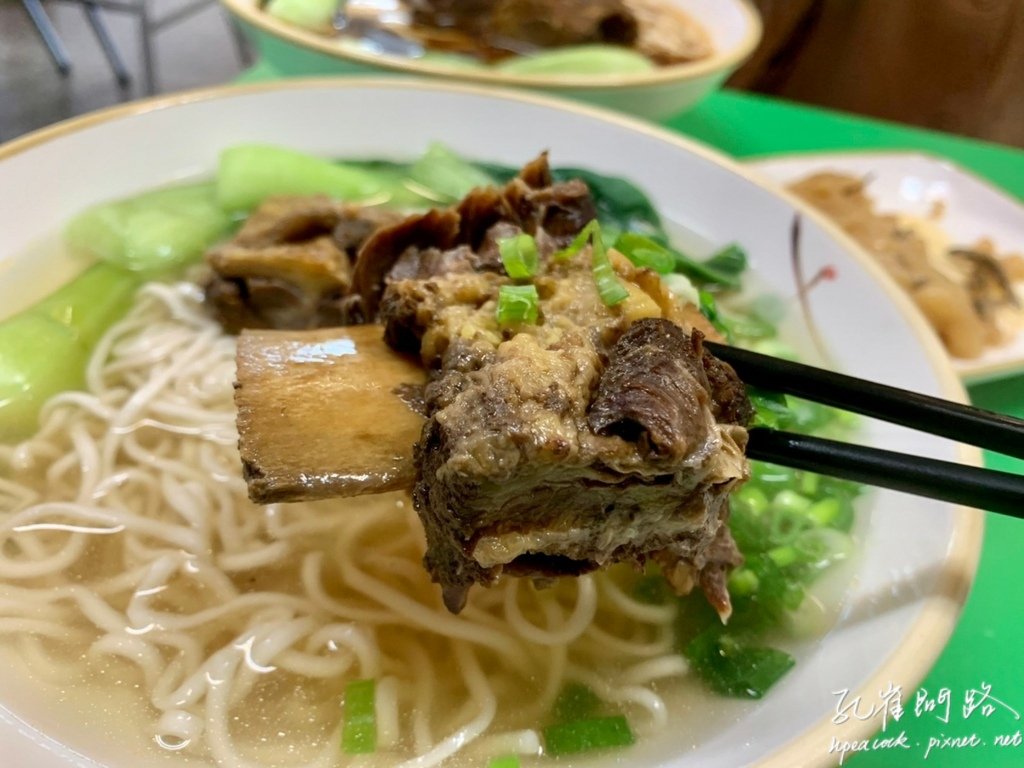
[410,307,750,615]
[364,165,751,614]
[225,155,751,619]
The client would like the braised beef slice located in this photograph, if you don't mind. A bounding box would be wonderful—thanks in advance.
[703,349,755,426]
[488,0,638,49]
[205,238,354,334]
[590,321,752,456]
[589,320,713,458]
[413,315,750,614]
[454,186,510,253]
[232,196,343,247]
[352,208,462,318]
[204,197,400,333]
[410,0,638,50]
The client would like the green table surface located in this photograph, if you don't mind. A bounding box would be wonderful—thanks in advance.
[238,55,1024,766]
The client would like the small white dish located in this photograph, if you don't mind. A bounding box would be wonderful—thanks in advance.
[750,151,1024,383]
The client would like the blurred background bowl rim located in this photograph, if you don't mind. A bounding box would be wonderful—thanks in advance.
[218,0,763,89]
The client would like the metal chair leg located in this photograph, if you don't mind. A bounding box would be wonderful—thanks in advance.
[20,0,72,76]
[83,1,132,87]
[226,16,254,67]
[138,6,157,95]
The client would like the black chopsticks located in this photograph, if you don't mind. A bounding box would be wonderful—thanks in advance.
[703,341,1024,518]
[746,428,1024,519]
[706,340,1024,461]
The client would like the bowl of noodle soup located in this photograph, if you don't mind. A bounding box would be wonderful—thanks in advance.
[220,0,762,120]
[0,79,981,768]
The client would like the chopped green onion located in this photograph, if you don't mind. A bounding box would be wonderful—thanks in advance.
[532,219,630,307]
[800,472,821,497]
[487,756,522,768]
[553,682,602,723]
[341,679,376,754]
[543,715,635,756]
[772,490,812,517]
[767,545,799,568]
[727,567,760,596]
[734,486,768,517]
[589,227,629,307]
[794,528,855,572]
[553,220,599,261]
[496,285,540,326]
[806,497,841,527]
[498,233,540,279]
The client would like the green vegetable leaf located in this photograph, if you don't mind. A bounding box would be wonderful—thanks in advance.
[632,573,672,605]
[409,142,496,203]
[747,388,795,430]
[675,243,748,289]
[487,757,522,768]
[684,631,795,699]
[0,262,148,443]
[698,290,732,341]
[704,243,748,278]
[65,182,233,273]
[217,144,385,211]
[493,45,655,76]
[543,715,635,756]
[613,232,676,273]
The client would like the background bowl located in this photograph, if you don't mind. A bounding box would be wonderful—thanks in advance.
[220,0,762,120]
[0,79,980,767]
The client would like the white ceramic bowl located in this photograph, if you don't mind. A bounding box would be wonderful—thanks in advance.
[750,150,1024,384]
[221,0,762,120]
[0,79,981,768]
